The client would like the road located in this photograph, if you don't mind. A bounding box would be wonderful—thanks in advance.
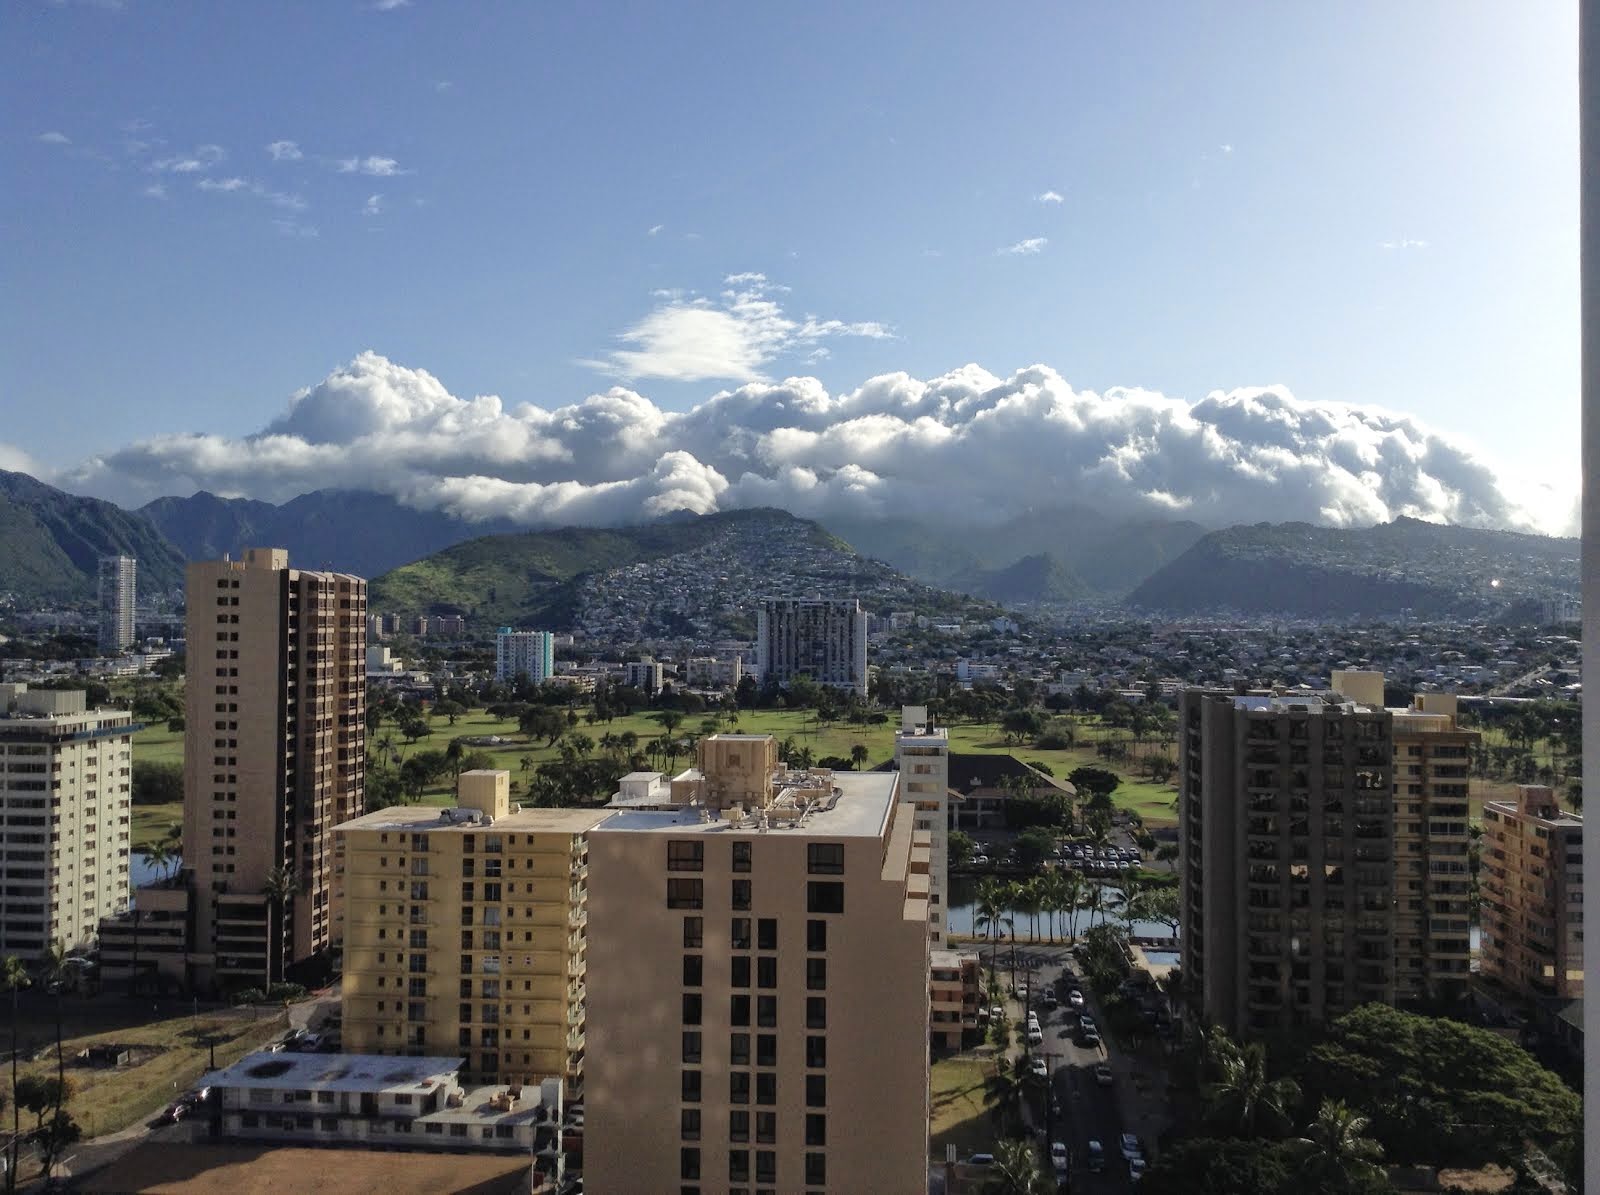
[999,943,1163,1191]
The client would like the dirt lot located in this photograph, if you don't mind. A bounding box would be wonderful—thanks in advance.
[75,1141,534,1195]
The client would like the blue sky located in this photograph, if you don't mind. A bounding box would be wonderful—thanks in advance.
[0,2,1578,530]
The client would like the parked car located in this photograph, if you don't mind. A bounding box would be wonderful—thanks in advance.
[1042,991,1058,1010]
[159,1101,187,1124]
[1085,1139,1105,1172]
[968,1152,995,1167]
[1120,1133,1144,1162]
[1094,1063,1114,1087]
[1030,1056,1048,1080]
[1027,1026,1044,1046]
[1050,1141,1069,1177]
[1129,1156,1147,1183]
[1068,989,1085,1009]
[1082,1028,1102,1050]
[990,1004,1004,1021]
[1078,1015,1097,1035]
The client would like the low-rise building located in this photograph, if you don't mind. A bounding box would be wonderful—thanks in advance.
[205,1050,564,1170]
[930,948,982,1050]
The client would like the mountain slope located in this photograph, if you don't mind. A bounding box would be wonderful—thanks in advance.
[950,553,1090,604]
[141,489,520,579]
[1128,517,1578,618]
[370,507,999,636]
[825,506,1205,597]
[0,471,187,603]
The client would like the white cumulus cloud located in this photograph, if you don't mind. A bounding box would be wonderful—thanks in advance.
[1035,190,1063,204]
[266,140,303,161]
[58,351,1566,538]
[1001,237,1048,255]
[38,131,71,145]
[338,155,403,176]
[582,274,891,384]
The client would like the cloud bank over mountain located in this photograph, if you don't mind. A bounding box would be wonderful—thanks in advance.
[60,351,1568,534]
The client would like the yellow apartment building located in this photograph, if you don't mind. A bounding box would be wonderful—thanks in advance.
[1481,784,1584,999]
[336,771,605,1097]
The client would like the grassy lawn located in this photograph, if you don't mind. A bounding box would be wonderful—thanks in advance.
[132,803,183,853]
[135,705,1182,825]
[12,999,289,1140]
[929,1054,997,1161]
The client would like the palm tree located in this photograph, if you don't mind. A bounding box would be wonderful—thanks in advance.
[987,1138,1048,1194]
[1059,869,1086,942]
[973,880,1014,976]
[1286,1099,1386,1191]
[849,743,869,771]
[162,822,183,878]
[2,955,30,1194]
[262,866,300,987]
[144,839,170,886]
[1014,876,1044,943]
[1202,1038,1301,1138]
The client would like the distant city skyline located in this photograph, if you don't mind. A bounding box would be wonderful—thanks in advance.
[1,4,1577,532]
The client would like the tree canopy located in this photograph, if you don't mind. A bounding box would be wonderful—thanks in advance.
[1303,1004,1580,1169]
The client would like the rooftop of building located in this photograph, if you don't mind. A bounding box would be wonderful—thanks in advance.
[947,753,1075,796]
[206,1052,463,1096]
[595,769,900,839]
[930,947,979,969]
[335,805,612,836]
[1230,692,1372,714]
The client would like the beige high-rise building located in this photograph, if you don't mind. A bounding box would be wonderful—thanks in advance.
[97,555,137,655]
[895,705,950,949]
[756,598,869,698]
[184,548,366,991]
[0,685,133,958]
[584,734,930,1194]
[335,772,605,1096]
[1179,687,1396,1036]
[1481,785,1584,1000]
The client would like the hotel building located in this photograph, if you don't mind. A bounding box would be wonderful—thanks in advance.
[755,599,869,698]
[1481,784,1584,999]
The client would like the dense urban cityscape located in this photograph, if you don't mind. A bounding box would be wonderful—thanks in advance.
[0,531,1582,1193]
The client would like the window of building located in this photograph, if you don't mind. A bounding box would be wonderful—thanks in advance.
[730,1033,750,1066]
[683,955,703,987]
[757,956,777,988]
[683,916,703,949]
[806,919,826,952]
[757,918,777,950]
[807,844,844,874]
[681,1108,700,1141]
[756,1149,776,1182]
[682,1031,702,1064]
[806,1075,826,1107]
[668,841,705,872]
[757,996,777,1027]
[805,1153,825,1186]
[732,956,751,987]
[682,994,702,1026]
[680,1148,701,1181]
[731,995,750,1026]
[806,997,826,1029]
[729,1150,750,1183]
[806,958,827,990]
[668,879,704,909]
[681,1071,702,1103]
[730,1072,750,1105]
[756,1033,776,1067]
[806,1036,826,1068]
[756,1072,776,1105]
[732,841,752,873]
[807,882,844,914]
[732,880,752,910]
[732,918,751,949]
[729,1110,749,1142]
[805,1114,826,1146]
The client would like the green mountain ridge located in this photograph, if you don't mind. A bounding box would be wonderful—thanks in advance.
[949,552,1091,604]
[1128,517,1579,618]
[0,470,187,603]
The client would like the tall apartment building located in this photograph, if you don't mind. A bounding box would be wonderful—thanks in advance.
[896,705,951,950]
[1481,784,1584,999]
[585,734,930,1194]
[623,657,665,695]
[0,685,133,958]
[685,656,744,690]
[336,771,605,1096]
[755,599,869,698]
[495,629,555,686]
[1179,688,1396,1036]
[98,555,137,655]
[1332,672,1476,1004]
[184,548,366,991]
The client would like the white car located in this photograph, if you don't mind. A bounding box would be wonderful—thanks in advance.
[1094,1063,1114,1086]
[1027,1026,1043,1046]
[1068,989,1085,1009]
[1120,1133,1144,1162]
[1129,1156,1147,1183]
[1030,1056,1048,1080]
[1050,1141,1068,1177]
